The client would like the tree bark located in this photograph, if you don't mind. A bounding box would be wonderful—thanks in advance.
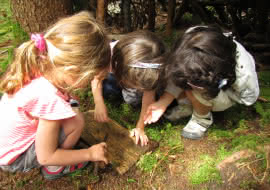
[122,0,132,32]
[255,0,269,33]
[96,0,106,25]
[166,0,176,36]
[173,0,189,27]
[147,0,156,32]
[10,0,73,34]
[190,0,212,24]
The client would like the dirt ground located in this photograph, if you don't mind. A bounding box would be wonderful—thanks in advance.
[1,113,270,190]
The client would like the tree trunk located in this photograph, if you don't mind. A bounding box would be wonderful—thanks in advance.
[190,0,212,24]
[96,0,106,25]
[166,0,176,36]
[173,0,189,26]
[255,0,269,33]
[122,0,131,32]
[147,0,156,32]
[10,0,73,34]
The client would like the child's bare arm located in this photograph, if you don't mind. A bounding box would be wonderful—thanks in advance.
[35,119,108,166]
[130,90,155,146]
[144,92,175,124]
[91,76,109,122]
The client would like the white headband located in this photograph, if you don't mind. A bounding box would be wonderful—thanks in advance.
[128,62,162,69]
[185,26,209,33]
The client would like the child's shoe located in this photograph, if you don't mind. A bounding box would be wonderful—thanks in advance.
[181,112,213,140]
[41,162,88,180]
[164,99,193,121]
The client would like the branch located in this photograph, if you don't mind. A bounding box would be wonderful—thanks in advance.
[245,148,270,184]
[260,149,270,184]
[149,145,182,185]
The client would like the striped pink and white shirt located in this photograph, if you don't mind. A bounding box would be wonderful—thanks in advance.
[0,77,76,165]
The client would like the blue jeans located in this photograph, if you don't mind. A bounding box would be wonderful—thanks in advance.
[102,73,122,100]
[102,73,142,106]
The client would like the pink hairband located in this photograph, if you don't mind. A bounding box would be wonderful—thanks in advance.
[31,33,46,53]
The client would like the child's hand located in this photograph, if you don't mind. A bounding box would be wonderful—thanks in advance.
[130,128,149,146]
[88,142,108,164]
[144,101,167,124]
[94,102,110,122]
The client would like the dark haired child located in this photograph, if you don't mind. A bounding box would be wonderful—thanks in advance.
[144,25,259,140]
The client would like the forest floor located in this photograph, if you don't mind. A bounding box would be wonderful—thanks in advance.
[1,1,270,190]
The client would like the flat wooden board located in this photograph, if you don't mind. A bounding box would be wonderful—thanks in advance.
[81,110,159,175]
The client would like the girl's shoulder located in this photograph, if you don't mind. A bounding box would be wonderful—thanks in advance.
[23,77,59,96]
[9,77,66,104]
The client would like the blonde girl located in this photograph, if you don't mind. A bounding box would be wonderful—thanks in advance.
[0,11,111,180]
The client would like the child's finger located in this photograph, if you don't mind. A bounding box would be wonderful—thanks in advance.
[135,133,140,145]
[130,129,135,137]
[144,112,152,124]
[141,136,147,146]
[99,142,107,148]
[102,113,110,122]
[102,157,109,164]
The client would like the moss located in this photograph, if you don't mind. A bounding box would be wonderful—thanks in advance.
[258,71,270,100]
[189,155,222,185]
[0,0,28,76]
[230,134,270,151]
[136,152,158,173]
[254,102,270,126]
[208,129,235,140]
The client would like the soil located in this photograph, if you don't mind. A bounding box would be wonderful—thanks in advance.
[1,114,269,190]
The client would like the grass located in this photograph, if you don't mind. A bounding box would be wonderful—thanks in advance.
[188,144,233,186]
[231,134,270,151]
[0,0,28,76]
[189,154,222,185]
[188,145,232,186]
[255,71,270,126]
[137,152,159,173]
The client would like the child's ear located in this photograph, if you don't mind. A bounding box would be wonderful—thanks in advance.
[187,82,206,92]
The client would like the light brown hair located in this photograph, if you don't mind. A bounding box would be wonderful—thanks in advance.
[111,30,167,91]
[0,11,111,94]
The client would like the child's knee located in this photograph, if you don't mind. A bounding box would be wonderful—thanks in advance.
[185,90,212,115]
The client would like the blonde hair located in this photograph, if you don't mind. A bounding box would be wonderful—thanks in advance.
[112,30,167,91]
[0,11,111,94]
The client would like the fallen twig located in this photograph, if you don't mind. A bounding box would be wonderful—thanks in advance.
[149,145,182,186]
[247,164,260,182]
[260,149,270,184]
[245,148,270,184]
[238,158,264,169]
[258,96,269,103]
[0,49,8,55]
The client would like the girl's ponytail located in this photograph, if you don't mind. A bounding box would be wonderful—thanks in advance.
[1,11,111,94]
[0,36,48,94]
